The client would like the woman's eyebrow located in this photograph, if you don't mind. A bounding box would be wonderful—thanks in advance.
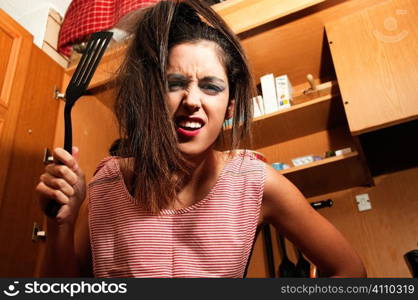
[167,73,189,81]
[200,76,226,85]
[167,74,226,86]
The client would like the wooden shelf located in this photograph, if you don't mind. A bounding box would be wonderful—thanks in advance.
[212,0,326,34]
[279,151,358,175]
[279,151,370,197]
[222,91,347,149]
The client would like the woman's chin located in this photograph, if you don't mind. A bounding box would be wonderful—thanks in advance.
[178,144,212,160]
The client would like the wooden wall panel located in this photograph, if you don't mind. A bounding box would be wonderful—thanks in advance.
[317,167,418,277]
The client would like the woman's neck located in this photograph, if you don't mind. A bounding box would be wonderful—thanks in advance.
[173,149,225,209]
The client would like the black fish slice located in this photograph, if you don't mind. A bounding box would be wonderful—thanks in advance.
[277,234,297,277]
[44,31,113,218]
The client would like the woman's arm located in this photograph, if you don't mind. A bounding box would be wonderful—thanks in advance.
[262,164,366,277]
[41,220,80,277]
[36,147,92,277]
[74,200,93,277]
[41,200,92,277]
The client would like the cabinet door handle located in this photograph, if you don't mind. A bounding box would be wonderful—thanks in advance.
[32,222,46,242]
[43,148,54,165]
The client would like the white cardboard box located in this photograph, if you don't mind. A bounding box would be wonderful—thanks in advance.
[275,74,293,110]
[260,74,278,114]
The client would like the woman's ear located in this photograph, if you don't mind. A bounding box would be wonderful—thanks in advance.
[225,99,235,120]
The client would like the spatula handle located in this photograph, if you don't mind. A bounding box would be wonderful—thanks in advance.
[44,154,69,218]
[44,108,73,218]
[64,105,73,153]
[44,200,62,218]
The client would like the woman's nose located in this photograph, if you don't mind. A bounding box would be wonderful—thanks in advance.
[182,86,202,112]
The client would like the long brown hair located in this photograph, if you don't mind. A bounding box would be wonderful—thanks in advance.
[114,0,255,213]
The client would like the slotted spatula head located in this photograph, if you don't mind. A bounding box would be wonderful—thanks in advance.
[44,31,113,218]
[65,31,113,107]
[62,31,113,154]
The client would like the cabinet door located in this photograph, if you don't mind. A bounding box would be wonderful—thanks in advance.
[326,0,418,135]
[0,12,64,276]
[0,9,32,204]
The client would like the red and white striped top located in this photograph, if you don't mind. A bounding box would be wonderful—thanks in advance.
[88,153,265,278]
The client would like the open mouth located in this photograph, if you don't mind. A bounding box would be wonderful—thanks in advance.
[175,117,205,137]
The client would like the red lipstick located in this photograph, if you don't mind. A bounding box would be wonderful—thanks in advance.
[177,127,202,137]
[175,116,205,138]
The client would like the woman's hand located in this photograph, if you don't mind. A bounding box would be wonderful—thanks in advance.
[36,147,86,225]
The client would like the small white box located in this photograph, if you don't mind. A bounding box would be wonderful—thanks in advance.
[44,9,62,50]
[260,74,278,114]
[335,147,352,156]
[275,75,293,110]
[292,155,315,166]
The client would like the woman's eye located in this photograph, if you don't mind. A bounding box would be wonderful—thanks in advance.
[167,81,185,91]
[201,84,223,94]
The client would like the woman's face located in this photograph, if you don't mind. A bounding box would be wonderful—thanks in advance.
[166,41,234,158]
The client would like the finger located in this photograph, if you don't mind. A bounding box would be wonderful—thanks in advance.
[36,182,70,205]
[71,146,83,177]
[44,164,78,186]
[72,146,79,161]
[40,173,75,197]
[53,148,78,172]
[56,204,73,225]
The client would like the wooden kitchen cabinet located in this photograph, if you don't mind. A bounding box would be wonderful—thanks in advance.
[0,9,32,208]
[326,0,418,135]
[0,9,64,276]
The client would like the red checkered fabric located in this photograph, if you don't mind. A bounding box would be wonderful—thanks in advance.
[58,0,159,57]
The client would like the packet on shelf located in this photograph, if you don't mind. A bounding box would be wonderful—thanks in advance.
[335,147,352,156]
[260,73,278,114]
[275,74,293,110]
[272,162,290,171]
[324,147,352,158]
[291,155,322,167]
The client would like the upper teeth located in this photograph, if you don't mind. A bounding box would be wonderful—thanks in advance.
[179,121,202,129]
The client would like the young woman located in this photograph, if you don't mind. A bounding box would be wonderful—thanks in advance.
[36,0,366,278]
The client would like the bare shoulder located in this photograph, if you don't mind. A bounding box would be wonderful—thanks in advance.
[261,164,310,224]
